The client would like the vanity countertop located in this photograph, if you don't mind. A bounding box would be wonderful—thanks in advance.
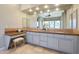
[5,28,79,36]
[5,32,25,36]
[25,28,79,36]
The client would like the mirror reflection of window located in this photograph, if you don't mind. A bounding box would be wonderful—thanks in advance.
[55,20,61,29]
[70,10,77,29]
[49,21,54,28]
[73,18,76,29]
[43,21,49,28]
[42,20,61,29]
[37,21,39,28]
[72,10,77,29]
[37,10,65,29]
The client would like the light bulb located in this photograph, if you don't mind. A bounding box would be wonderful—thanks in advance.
[35,7,39,10]
[47,9,50,12]
[56,8,59,11]
[29,9,33,12]
[44,5,49,8]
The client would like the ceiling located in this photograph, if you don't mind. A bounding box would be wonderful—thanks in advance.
[21,4,72,15]
[39,10,64,18]
[21,4,40,10]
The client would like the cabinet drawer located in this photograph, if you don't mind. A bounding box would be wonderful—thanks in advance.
[33,35,40,45]
[39,33,47,36]
[47,34,54,37]
[32,32,39,35]
[64,35,77,40]
[40,36,47,42]
[55,34,64,39]
[26,35,33,43]
[27,32,33,35]
[40,41,47,47]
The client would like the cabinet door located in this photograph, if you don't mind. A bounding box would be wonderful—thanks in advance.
[4,35,11,49]
[58,38,73,53]
[40,41,47,47]
[0,35,4,48]
[40,33,48,42]
[33,35,40,45]
[39,33,48,47]
[48,37,58,50]
[26,33,33,44]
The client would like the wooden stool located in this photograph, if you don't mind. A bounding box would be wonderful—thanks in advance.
[11,37,25,48]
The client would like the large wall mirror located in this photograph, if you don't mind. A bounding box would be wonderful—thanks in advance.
[21,4,73,29]
[37,10,65,29]
[70,9,78,29]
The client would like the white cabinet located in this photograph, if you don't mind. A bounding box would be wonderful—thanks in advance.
[26,32,40,45]
[39,33,48,47]
[40,41,47,47]
[40,36,47,42]
[4,35,11,49]
[58,35,75,53]
[26,32,79,53]
[40,33,48,42]
[47,34,76,53]
[32,33,40,45]
[26,32,33,44]
[48,34,63,50]
[0,25,5,51]
[0,35,4,48]
[59,39,73,53]
[48,36,58,50]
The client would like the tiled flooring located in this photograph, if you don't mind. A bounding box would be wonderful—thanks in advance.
[0,44,63,54]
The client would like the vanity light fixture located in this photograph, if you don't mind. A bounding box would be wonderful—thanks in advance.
[44,5,49,8]
[29,8,33,12]
[35,7,40,10]
[47,9,50,12]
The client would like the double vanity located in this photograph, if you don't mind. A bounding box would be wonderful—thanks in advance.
[4,28,79,54]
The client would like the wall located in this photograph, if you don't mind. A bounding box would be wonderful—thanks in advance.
[25,14,38,28]
[0,4,26,28]
[66,4,79,29]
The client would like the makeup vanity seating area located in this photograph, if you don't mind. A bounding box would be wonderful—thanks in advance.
[4,28,79,54]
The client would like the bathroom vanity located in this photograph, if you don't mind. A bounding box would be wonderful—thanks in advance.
[25,28,79,54]
[4,28,79,54]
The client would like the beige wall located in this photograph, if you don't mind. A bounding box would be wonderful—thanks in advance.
[0,4,26,28]
[25,14,38,28]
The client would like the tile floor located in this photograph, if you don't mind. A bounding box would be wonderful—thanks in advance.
[0,44,63,54]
